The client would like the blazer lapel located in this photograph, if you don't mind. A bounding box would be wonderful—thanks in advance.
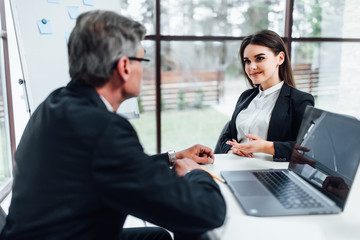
[267,83,291,140]
[234,89,258,117]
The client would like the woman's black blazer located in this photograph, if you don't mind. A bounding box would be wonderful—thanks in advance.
[218,83,314,161]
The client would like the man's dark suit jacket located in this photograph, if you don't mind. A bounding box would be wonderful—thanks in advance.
[219,83,314,161]
[0,81,226,240]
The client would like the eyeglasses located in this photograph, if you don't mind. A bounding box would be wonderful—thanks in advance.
[128,57,150,63]
[112,57,151,69]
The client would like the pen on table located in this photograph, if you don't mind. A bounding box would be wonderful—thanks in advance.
[201,167,226,183]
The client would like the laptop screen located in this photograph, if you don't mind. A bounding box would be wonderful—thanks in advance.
[288,106,360,209]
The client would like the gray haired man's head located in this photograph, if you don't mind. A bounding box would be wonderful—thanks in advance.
[68,10,146,87]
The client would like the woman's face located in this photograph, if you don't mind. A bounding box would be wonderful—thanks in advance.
[243,44,284,90]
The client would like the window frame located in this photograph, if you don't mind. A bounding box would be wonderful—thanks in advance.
[142,0,360,153]
[0,0,16,201]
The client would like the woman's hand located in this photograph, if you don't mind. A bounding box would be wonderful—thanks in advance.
[226,134,275,157]
[226,142,254,158]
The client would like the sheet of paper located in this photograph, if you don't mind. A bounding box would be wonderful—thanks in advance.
[66,6,80,20]
[65,32,71,43]
[83,0,95,6]
[37,19,53,34]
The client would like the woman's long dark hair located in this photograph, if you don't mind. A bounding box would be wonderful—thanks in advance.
[239,30,296,88]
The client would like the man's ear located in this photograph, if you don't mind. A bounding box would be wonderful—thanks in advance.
[115,57,131,82]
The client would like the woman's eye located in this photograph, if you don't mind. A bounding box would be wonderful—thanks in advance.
[244,59,250,64]
[256,57,264,61]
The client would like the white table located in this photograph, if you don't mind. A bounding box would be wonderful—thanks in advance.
[203,153,360,240]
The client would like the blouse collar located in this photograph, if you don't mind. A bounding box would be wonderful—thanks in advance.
[258,81,284,97]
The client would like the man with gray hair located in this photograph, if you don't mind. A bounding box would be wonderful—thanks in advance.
[0,10,225,240]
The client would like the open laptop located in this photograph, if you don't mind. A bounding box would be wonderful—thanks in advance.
[221,106,360,216]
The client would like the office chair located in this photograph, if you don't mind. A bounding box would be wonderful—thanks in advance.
[214,121,230,154]
[0,206,6,233]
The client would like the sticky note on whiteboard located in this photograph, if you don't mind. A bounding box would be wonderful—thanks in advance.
[83,0,95,6]
[65,32,71,43]
[67,6,80,19]
[37,19,53,34]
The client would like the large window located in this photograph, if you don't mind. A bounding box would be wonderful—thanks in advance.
[161,0,286,36]
[125,0,360,154]
[292,0,360,38]
[0,0,358,200]
[3,0,360,159]
[292,0,360,118]
[292,42,360,117]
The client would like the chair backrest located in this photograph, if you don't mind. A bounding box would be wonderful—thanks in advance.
[0,206,7,233]
[214,121,230,154]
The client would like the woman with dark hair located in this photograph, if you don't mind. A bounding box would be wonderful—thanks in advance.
[217,30,314,161]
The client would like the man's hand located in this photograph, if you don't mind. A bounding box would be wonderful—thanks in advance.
[322,176,349,199]
[176,144,214,164]
[173,158,202,177]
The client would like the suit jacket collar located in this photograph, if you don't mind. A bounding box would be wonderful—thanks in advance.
[66,80,108,111]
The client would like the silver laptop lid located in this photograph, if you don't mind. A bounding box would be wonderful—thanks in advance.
[288,106,360,210]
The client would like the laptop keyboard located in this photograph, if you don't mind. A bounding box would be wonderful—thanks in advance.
[253,171,323,209]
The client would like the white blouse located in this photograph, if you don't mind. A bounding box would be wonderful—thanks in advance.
[235,81,284,143]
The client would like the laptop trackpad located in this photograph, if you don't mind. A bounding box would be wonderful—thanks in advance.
[232,181,269,196]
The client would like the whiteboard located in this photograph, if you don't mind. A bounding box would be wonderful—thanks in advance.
[10,0,139,118]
